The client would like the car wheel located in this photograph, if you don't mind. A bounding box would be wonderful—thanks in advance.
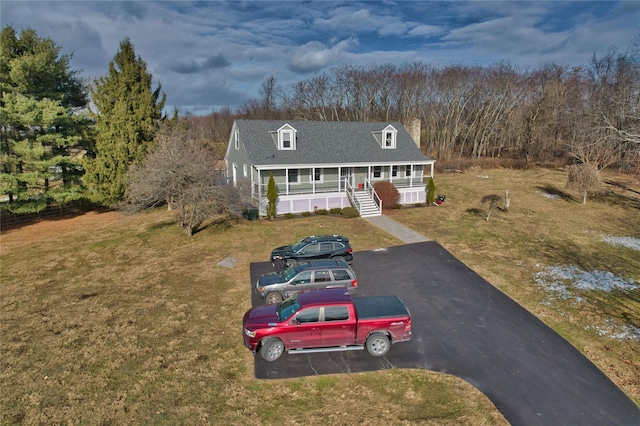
[332,256,345,263]
[366,333,390,357]
[286,259,297,267]
[260,338,285,362]
[266,292,283,304]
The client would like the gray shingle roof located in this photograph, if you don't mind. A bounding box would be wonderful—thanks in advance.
[235,119,433,167]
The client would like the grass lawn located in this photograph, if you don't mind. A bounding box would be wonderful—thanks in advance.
[1,166,638,424]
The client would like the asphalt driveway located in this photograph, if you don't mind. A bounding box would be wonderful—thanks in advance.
[248,241,640,425]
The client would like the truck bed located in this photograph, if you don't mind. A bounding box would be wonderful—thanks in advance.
[352,295,409,319]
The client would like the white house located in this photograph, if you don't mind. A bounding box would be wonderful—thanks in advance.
[224,119,435,217]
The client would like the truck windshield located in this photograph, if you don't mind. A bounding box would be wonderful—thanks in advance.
[277,294,301,321]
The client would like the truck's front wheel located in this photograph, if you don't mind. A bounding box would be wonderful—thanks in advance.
[260,338,285,362]
[366,333,390,357]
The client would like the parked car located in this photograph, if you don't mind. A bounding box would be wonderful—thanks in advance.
[243,288,413,362]
[270,235,353,269]
[256,259,357,304]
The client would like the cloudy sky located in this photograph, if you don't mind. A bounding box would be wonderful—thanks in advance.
[2,1,639,115]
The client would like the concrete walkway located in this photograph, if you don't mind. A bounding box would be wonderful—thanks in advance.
[364,214,431,243]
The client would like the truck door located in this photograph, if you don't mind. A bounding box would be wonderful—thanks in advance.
[320,305,355,347]
[287,307,322,349]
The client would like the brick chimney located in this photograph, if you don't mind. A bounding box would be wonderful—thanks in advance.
[404,118,421,149]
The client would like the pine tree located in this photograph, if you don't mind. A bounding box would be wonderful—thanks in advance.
[267,173,278,219]
[0,26,89,213]
[426,176,436,204]
[84,38,165,205]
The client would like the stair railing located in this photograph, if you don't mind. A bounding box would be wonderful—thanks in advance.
[364,179,382,211]
[344,178,360,211]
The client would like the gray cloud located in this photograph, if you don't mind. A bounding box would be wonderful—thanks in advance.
[288,38,358,73]
[1,0,638,113]
[163,54,230,74]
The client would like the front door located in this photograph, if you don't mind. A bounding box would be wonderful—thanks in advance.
[340,167,354,189]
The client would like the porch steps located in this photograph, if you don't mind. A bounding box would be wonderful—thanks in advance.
[353,190,381,217]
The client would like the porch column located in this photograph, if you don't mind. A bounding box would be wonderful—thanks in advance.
[285,168,289,195]
[409,165,413,187]
[253,167,258,199]
[312,167,316,193]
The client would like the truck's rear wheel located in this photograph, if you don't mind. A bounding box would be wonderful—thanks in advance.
[260,338,285,362]
[266,292,283,304]
[366,333,390,357]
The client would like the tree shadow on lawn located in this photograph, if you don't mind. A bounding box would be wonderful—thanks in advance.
[536,184,573,200]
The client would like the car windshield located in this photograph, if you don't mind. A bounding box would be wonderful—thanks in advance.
[282,265,298,281]
[276,294,301,321]
[291,238,309,252]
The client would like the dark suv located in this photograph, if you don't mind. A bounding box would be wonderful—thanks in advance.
[256,259,357,304]
[270,235,353,269]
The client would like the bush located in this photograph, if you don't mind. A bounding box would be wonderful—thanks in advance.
[373,181,399,210]
[341,207,360,218]
[301,211,311,217]
[284,213,295,219]
[315,209,328,215]
[415,203,424,207]
[329,207,342,214]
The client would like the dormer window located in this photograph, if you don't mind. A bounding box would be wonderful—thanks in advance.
[383,126,397,149]
[277,124,296,150]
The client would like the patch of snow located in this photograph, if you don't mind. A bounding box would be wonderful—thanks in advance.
[535,266,637,292]
[601,236,640,251]
[587,320,640,341]
[542,193,561,199]
[534,265,639,341]
[216,257,237,268]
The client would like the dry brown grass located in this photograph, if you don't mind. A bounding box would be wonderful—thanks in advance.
[1,209,506,424]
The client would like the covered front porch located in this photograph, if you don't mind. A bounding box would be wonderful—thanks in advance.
[252,163,433,216]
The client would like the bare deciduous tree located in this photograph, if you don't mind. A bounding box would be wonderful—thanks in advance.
[127,122,243,236]
[481,194,503,221]
[565,163,602,205]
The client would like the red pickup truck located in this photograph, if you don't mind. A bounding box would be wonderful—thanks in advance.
[242,288,412,362]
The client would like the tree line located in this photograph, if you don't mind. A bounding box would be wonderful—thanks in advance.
[2,24,638,232]
[237,50,639,172]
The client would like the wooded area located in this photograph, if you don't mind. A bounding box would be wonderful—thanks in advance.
[230,46,640,173]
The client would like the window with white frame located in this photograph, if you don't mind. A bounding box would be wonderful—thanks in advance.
[406,165,412,176]
[383,127,397,149]
[277,125,296,150]
[234,130,239,149]
[288,169,299,183]
[243,164,248,178]
[392,165,398,177]
[314,168,323,182]
[373,166,382,178]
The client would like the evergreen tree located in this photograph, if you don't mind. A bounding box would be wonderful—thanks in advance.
[267,173,278,219]
[0,26,89,212]
[426,176,436,204]
[84,38,165,205]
